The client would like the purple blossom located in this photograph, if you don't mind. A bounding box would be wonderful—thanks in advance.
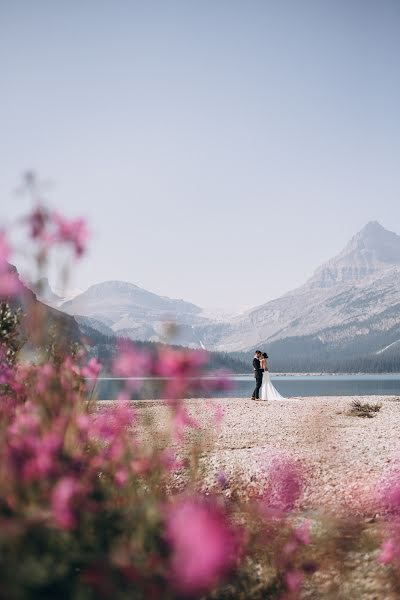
[166,498,239,596]
[52,213,89,257]
[51,476,82,529]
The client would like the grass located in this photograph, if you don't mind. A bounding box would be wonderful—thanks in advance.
[348,399,382,418]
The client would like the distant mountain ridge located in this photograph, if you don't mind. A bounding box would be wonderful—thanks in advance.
[307,221,400,289]
[204,222,400,367]
[61,280,206,347]
[51,221,400,370]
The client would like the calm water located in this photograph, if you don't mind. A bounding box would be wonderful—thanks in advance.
[93,374,400,400]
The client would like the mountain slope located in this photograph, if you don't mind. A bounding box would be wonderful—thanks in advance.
[61,281,206,347]
[196,222,400,356]
[28,277,64,307]
[56,222,400,370]
[307,221,400,289]
[4,265,82,354]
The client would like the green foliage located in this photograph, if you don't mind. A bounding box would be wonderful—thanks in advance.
[0,301,24,366]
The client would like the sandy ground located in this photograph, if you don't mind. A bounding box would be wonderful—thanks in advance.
[101,395,400,598]
[140,396,400,599]
[130,395,400,512]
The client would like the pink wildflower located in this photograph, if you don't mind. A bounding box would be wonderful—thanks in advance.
[27,206,48,240]
[112,342,151,381]
[36,363,55,393]
[379,539,398,564]
[217,471,229,489]
[52,213,89,257]
[166,498,239,595]
[283,522,311,557]
[172,405,200,442]
[115,468,129,487]
[131,457,151,475]
[160,448,184,472]
[383,477,400,515]
[286,569,304,593]
[204,370,234,393]
[205,399,225,425]
[294,520,312,546]
[82,357,102,381]
[164,377,190,400]
[90,401,135,442]
[263,458,304,512]
[156,348,207,378]
[51,476,82,529]
[0,272,21,297]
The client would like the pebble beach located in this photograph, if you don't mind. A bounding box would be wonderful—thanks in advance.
[132,395,400,512]
[129,395,400,598]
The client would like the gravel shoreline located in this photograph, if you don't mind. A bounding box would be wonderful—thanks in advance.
[103,395,400,513]
[101,396,400,598]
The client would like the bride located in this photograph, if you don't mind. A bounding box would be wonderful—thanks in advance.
[260,353,285,401]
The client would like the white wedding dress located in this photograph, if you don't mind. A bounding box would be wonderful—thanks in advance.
[260,369,285,401]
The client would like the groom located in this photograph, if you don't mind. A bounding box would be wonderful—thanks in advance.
[251,350,263,400]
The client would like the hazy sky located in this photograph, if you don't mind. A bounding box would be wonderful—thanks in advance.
[1,1,400,309]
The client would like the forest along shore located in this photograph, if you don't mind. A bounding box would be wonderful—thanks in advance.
[98,396,400,514]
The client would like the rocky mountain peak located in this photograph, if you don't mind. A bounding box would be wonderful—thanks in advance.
[349,221,400,261]
[306,222,400,289]
[61,279,201,318]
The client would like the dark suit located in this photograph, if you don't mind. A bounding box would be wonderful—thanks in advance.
[252,357,263,399]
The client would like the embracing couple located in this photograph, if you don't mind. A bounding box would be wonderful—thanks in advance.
[251,350,285,402]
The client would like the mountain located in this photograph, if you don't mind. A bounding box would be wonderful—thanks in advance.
[56,222,400,371]
[3,265,82,356]
[61,281,208,347]
[307,221,400,289]
[201,222,400,368]
[29,277,64,307]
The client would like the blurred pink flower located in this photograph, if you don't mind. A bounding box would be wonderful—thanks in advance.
[36,363,55,393]
[217,471,229,489]
[204,370,234,393]
[164,378,189,400]
[52,213,89,257]
[382,476,400,515]
[263,458,304,512]
[379,539,397,564]
[172,405,200,442]
[166,498,239,596]
[0,272,21,297]
[112,342,151,380]
[283,522,311,558]
[294,520,312,546]
[90,401,136,442]
[285,569,304,593]
[205,399,225,425]
[115,468,129,487]
[160,448,184,472]
[156,348,207,378]
[82,357,102,381]
[8,404,40,437]
[27,206,48,240]
[51,476,82,529]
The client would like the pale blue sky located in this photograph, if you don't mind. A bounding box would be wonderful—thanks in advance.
[1,1,400,309]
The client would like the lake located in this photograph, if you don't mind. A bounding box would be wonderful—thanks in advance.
[92,373,400,400]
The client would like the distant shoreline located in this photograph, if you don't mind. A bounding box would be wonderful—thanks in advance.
[234,372,400,377]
